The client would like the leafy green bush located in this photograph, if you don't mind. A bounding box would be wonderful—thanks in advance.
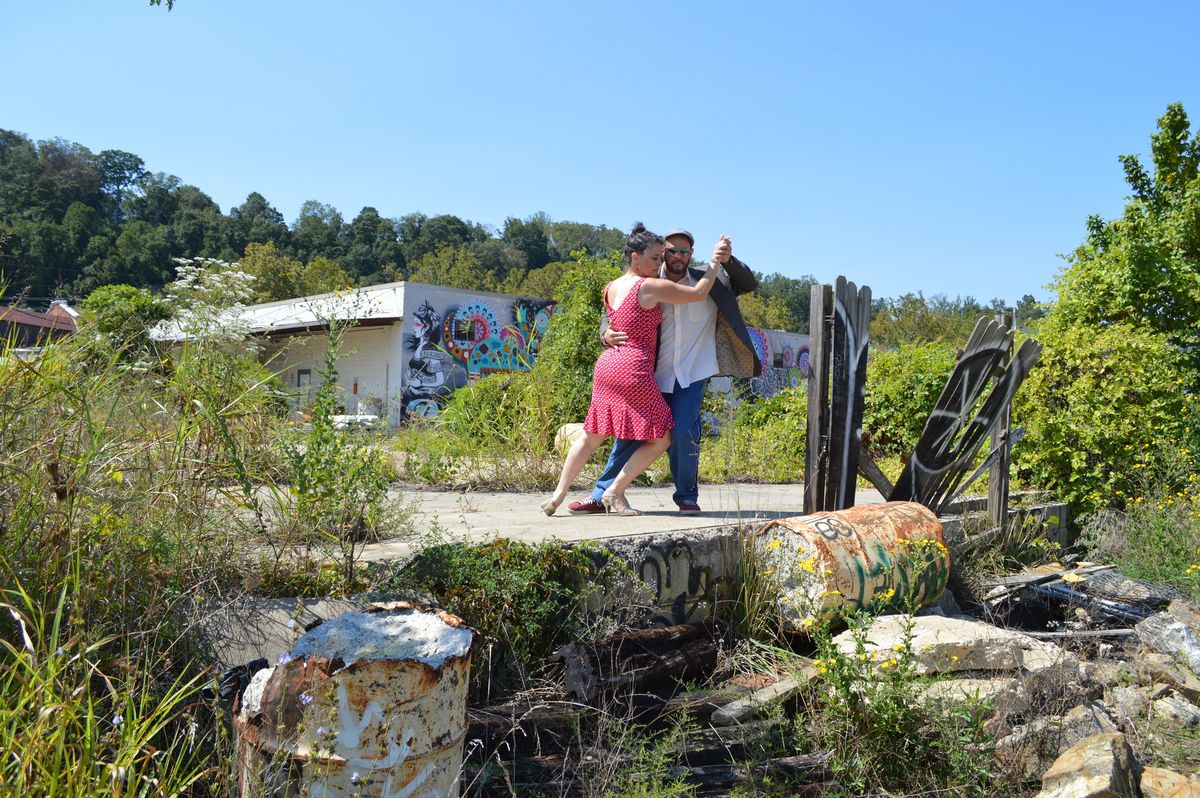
[386,537,616,696]
[800,613,996,796]
[1012,320,1195,516]
[530,250,622,429]
[699,386,807,483]
[79,283,171,352]
[862,342,957,460]
[1077,448,1200,598]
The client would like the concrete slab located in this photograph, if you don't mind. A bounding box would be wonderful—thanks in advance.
[364,482,886,561]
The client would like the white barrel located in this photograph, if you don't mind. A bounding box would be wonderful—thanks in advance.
[234,605,473,797]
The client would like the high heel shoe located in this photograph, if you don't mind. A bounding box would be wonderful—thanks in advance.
[601,491,641,517]
[540,497,561,516]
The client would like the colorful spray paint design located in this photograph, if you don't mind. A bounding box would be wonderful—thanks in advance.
[748,327,809,399]
[402,297,555,418]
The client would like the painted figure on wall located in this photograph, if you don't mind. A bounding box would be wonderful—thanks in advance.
[402,300,455,418]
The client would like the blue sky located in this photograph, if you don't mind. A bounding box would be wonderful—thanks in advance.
[4,1,1198,303]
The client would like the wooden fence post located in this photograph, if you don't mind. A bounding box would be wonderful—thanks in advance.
[988,310,1014,530]
[804,284,832,515]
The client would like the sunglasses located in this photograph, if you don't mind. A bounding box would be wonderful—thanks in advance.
[665,247,692,257]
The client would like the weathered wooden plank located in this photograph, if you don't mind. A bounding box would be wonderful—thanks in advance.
[825,278,871,511]
[552,623,719,703]
[857,441,894,495]
[804,283,832,514]
[988,310,1014,529]
[889,316,1042,514]
[710,669,814,726]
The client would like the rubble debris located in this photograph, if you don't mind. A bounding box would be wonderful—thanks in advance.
[1136,612,1200,675]
[995,702,1121,782]
[1141,652,1200,704]
[832,614,1068,675]
[1151,695,1200,727]
[1034,731,1138,798]
[552,623,719,703]
[1140,767,1200,798]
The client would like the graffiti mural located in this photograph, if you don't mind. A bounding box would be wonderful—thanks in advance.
[402,300,455,419]
[749,327,809,399]
[401,293,555,419]
[638,539,720,626]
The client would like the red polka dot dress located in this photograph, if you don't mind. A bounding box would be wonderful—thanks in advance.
[584,277,674,440]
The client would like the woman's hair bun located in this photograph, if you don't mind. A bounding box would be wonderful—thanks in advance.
[630,221,646,234]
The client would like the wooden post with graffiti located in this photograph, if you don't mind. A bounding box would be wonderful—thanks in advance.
[889,316,1042,516]
[988,310,1015,530]
[804,284,832,515]
[804,277,872,513]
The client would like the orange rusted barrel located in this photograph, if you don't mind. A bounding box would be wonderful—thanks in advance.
[758,501,949,631]
[234,605,473,797]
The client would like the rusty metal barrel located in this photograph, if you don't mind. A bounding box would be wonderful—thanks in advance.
[234,605,473,798]
[758,501,950,631]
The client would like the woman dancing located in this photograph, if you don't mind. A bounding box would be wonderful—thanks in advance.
[542,222,725,516]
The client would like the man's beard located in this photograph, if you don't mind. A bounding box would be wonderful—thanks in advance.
[664,260,689,278]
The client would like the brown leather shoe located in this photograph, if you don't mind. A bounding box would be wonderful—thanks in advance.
[677,501,702,516]
[568,498,606,515]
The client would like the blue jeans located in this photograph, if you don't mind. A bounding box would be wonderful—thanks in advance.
[591,378,707,506]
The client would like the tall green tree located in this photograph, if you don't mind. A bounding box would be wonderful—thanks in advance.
[1015,102,1200,514]
[407,245,496,291]
[290,200,344,263]
[96,149,147,222]
[341,207,401,282]
[238,241,352,303]
[1049,101,1200,364]
[502,214,552,272]
[229,192,288,254]
[398,213,484,264]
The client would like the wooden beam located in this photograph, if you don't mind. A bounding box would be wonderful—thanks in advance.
[804,283,832,514]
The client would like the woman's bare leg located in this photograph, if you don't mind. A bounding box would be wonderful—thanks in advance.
[602,432,671,513]
[543,431,606,514]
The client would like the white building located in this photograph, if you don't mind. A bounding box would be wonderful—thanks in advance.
[232,282,554,423]
[167,280,810,424]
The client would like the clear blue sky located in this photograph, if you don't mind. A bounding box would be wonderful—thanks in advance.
[4,1,1198,303]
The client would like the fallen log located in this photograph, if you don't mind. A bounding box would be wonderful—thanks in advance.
[552,623,720,702]
[463,750,835,797]
[670,752,835,793]
[467,698,585,756]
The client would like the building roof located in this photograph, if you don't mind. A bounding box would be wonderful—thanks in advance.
[237,281,407,334]
[154,280,548,340]
[0,305,77,333]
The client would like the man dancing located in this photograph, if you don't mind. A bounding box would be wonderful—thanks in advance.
[569,227,762,516]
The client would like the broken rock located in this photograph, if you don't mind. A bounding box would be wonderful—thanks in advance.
[1152,695,1200,727]
[1104,686,1150,727]
[1141,767,1197,798]
[833,614,1068,676]
[1035,732,1138,798]
[1142,652,1200,705]
[990,656,1092,721]
[1136,612,1200,676]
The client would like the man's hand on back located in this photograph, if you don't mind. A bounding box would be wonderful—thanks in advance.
[603,328,629,347]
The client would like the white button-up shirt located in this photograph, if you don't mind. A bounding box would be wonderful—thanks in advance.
[654,265,727,393]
